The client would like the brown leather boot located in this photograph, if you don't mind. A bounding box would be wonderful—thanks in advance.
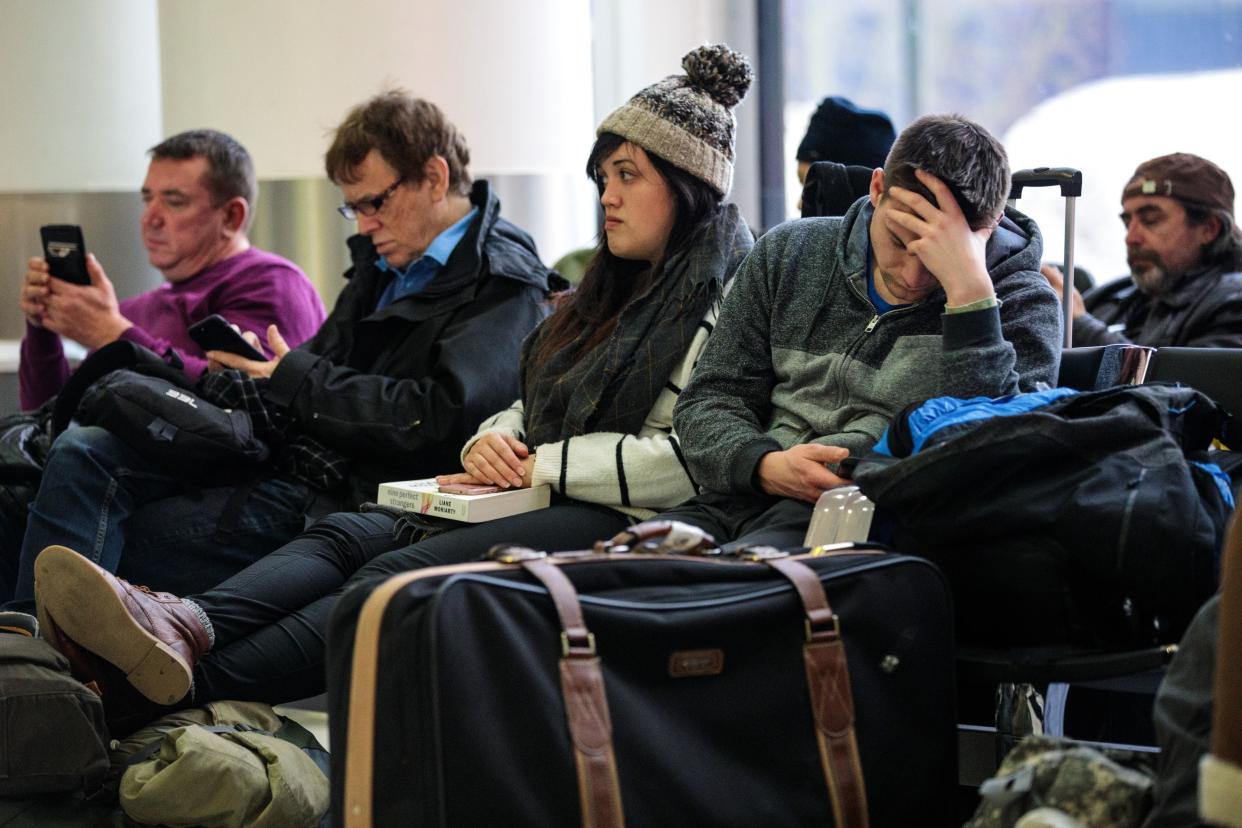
[40,613,190,738]
[34,545,212,706]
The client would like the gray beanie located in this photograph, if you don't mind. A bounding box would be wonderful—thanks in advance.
[597,44,753,196]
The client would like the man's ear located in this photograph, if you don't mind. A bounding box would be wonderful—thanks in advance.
[423,155,450,201]
[868,167,885,208]
[1194,213,1223,246]
[982,209,1004,238]
[222,198,249,235]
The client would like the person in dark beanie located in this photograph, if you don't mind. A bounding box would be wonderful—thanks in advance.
[1042,152,1242,347]
[795,96,896,216]
[796,95,896,185]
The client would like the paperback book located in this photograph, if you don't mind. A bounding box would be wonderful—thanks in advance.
[377,478,551,523]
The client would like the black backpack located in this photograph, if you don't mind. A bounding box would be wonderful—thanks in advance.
[71,369,269,486]
[54,341,269,486]
[854,384,1235,647]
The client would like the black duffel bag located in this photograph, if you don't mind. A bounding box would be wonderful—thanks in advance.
[327,540,958,827]
[853,384,1235,648]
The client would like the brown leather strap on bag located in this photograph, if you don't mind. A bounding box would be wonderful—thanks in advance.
[766,556,869,828]
[344,561,504,827]
[522,558,625,828]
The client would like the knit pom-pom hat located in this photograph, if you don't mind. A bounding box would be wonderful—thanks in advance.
[597,43,754,196]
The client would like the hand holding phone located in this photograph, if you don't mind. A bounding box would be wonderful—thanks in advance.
[40,225,91,286]
[187,314,266,361]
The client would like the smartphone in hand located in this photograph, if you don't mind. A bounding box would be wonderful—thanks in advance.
[187,314,266,361]
[40,225,91,285]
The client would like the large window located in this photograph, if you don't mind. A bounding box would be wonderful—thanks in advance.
[782,0,1242,281]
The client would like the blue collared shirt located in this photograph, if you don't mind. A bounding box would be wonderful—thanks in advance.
[374,206,478,309]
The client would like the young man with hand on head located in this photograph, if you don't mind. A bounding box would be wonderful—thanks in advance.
[657,113,1063,547]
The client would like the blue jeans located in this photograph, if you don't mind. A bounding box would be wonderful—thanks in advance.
[4,426,313,614]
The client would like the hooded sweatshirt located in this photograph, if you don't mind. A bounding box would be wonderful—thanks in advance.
[673,195,1063,496]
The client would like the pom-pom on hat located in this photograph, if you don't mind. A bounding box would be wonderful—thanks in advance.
[597,43,754,196]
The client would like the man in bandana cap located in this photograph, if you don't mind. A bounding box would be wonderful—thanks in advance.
[1043,152,1242,347]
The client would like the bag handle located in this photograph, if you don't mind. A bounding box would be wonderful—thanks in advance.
[765,556,870,828]
[521,557,625,828]
[595,519,718,555]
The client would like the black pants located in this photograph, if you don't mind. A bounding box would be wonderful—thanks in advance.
[191,499,632,704]
[653,490,814,551]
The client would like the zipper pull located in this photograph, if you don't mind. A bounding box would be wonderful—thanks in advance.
[863,314,879,334]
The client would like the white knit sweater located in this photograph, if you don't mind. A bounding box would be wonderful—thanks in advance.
[459,299,724,521]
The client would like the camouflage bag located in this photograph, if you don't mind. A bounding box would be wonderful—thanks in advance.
[967,735,1156,828]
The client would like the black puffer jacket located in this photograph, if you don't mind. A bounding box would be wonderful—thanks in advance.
[264,180,562,512]
[1075,263,1242,348]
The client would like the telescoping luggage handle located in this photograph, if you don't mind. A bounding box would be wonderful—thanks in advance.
[506,531,871,828]
[1009,167,1082,349]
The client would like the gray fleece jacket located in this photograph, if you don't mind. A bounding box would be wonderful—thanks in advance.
[673,196,1063,496]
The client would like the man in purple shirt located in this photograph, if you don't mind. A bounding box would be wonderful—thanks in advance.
[18,129,326,410]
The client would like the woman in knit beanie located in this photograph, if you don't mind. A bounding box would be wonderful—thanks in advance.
[443,40,757,535]
[28,45,760,715]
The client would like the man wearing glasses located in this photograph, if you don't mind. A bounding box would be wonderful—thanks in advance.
[207,90,561,513]
[1,91,558,618]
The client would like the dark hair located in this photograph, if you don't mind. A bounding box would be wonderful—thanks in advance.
[1184,204,1242,271]
[531,133,721,367]
[325,90,471,196]
[149,129,257,211]
[881,114,1009,231]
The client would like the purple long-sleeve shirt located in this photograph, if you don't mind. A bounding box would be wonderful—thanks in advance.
[19,246,326,410]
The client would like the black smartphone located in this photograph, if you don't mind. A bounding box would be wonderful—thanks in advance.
[40,225,91,285]
[187,314,267,361]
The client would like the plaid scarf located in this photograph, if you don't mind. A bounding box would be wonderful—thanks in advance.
[523,205,751,446]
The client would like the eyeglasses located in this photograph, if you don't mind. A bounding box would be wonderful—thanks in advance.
[337,177,403,220]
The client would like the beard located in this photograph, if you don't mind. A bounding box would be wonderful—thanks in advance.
[1128,252,1183,297]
